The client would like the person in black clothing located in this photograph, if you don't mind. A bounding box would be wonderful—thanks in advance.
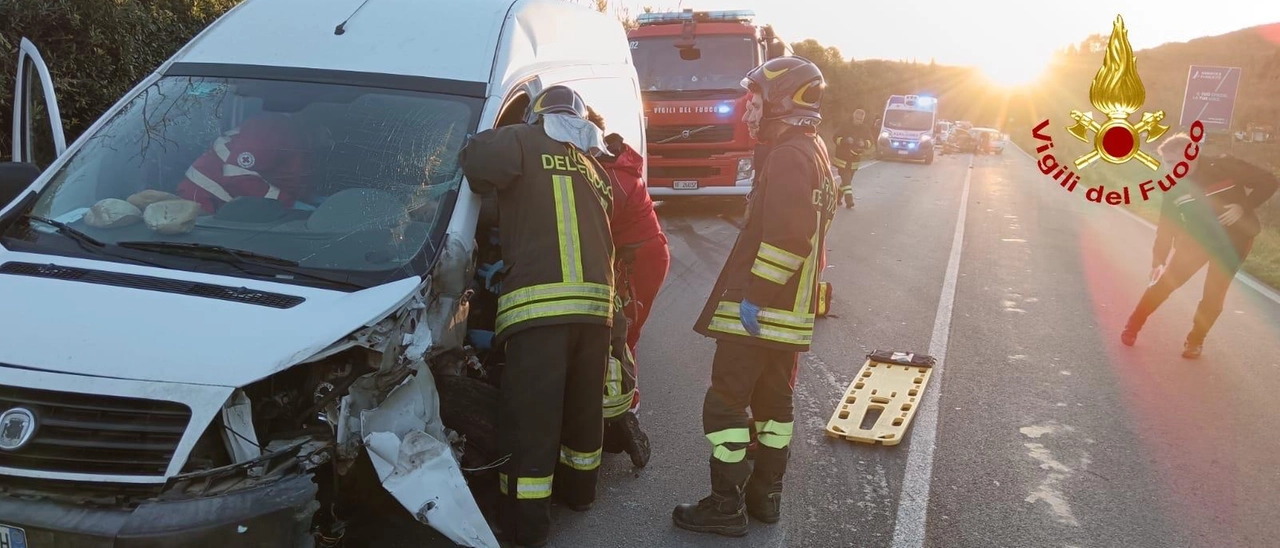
[832,109,872,208]
[1121,133,1278,358]
[459,85,615,547]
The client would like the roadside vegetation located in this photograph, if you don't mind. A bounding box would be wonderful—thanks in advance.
[3,1,1277,287]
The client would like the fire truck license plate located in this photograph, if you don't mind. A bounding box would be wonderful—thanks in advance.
[1,524,29,548]
[673,180,698,190]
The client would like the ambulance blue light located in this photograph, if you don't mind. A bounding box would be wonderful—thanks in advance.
[716,104,732,114]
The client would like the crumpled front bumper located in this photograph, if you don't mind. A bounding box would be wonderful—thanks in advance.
[0,473,318,547]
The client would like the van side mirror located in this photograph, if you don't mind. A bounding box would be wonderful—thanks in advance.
[0,162,41,210]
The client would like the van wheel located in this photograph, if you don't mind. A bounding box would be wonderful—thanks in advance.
[924,151,935,165]
[437,374,502,515]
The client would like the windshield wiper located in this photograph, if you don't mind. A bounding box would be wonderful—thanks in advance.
[24,215,107,248]
[115,241,364,290]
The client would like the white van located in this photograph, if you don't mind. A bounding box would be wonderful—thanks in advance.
[0,1,643,546]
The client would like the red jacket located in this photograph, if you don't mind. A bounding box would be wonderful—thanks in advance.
[599,140,662,247]
[176,114,311,213]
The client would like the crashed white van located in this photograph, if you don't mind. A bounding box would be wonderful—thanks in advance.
[0,0,644,546]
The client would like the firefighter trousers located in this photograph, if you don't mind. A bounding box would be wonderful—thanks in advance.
[497,323,610,545]
[1127,236,1255,343]
[702,340,799,490]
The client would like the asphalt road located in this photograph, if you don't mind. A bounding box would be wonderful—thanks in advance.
[361,145,1280,547]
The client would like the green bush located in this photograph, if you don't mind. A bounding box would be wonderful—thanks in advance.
[0,0,239,162]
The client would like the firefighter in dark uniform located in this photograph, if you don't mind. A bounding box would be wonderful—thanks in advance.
[832,108,872,208]
[672,56,838,537]
[459,85,615,548]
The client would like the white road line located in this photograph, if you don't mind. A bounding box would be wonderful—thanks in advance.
[1011,142,1280,305]
[890,154,973,548]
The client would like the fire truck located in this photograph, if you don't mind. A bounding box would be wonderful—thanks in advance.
[628,9,788,199]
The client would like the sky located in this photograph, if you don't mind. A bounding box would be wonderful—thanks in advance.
[601,0,1280,85]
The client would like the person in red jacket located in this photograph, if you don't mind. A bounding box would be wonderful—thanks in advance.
[176,113,327,214]
[588,107,670,466]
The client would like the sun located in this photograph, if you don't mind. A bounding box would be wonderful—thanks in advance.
[981,60,1048,88]
[980,51,1052,88]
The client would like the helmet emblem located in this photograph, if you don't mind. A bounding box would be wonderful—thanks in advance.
[237,151,256,169]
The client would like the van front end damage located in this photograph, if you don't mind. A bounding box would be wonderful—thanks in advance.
[0,233,499,547]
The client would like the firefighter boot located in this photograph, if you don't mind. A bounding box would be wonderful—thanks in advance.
[620,411,651,468]
[745,446,788,524]
[672,462,749,537]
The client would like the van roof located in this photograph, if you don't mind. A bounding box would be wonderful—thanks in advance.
[168,0,627,96]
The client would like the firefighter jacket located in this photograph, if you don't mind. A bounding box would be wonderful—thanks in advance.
[831,121,871,170]
[694,127,838,352]
[175,114,311,214]
[460,123,616,343]
[1153,153,1278,265]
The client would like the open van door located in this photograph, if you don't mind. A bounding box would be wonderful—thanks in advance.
[2,38,65,209]
[11,38,67,164]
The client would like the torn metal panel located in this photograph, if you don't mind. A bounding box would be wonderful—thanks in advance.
[220,390,263,464]
[365,430,498,548]
[360,369,447,445]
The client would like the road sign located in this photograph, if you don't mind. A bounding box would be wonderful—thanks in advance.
[1179,65,1242,131]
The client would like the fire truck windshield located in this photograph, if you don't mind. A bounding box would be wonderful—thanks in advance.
[631,35,757,93]
[883,110,935,131]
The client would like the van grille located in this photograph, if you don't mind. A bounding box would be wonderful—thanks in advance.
[648,125,736,144]
[0,385,191,477]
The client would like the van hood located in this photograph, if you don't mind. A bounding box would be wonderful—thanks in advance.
[0,249,423,387]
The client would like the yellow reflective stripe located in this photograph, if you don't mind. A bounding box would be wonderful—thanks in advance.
[832,158,848,168]
[498,472,554,499]
[714,301,813,329]
[707,427,751,464]
[709,316,812,345]
[496,299,612,334]
[559,446,602,471]
[552,174,584,283]
[713,445,748,463]
[603,393,634,419]
[706,427,750,446]
[793,232,819,313]
[754,420,795,449]
[758,242,804,271]
[498,282,613,314]
[751,258,792,285]
[602,354,629,418]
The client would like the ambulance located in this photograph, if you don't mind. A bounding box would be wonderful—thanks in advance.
[876,94,938,164]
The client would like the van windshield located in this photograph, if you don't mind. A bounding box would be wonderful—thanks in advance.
[1,75,481,289]
[631,35,757,93]
[883,110,935,132]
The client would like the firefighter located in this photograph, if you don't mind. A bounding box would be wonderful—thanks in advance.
[175,112,328,214]
[585,107,668,469]
[832,109,872,208]
[673,56,838,537]
[458,85,615,548]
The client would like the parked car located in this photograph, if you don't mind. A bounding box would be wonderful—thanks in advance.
[970,128,1006,154]
[0,0,643,546]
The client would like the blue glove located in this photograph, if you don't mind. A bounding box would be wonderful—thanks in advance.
[739,299,762,337]
[477,260,505,293]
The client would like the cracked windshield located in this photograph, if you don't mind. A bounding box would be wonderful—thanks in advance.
[4,0,1280,548]
[7,75,474,284]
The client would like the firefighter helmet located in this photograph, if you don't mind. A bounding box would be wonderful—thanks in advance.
[525,85,588,124]
[740,56,825,126]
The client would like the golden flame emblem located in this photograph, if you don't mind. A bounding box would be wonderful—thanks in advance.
[1066,15,1170,170]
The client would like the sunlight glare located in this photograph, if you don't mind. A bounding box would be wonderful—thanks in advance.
[980,49,1053,88]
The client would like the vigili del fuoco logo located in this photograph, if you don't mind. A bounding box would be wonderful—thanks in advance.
[1030,15,1205,206]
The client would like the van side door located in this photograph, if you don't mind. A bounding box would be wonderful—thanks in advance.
[10,38,67,168]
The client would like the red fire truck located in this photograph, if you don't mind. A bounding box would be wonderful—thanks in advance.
[628,9,788,200]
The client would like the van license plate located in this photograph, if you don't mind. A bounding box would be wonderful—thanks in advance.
[897,150,909,155]
[1,524,28,548]
[673,180,698,190]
